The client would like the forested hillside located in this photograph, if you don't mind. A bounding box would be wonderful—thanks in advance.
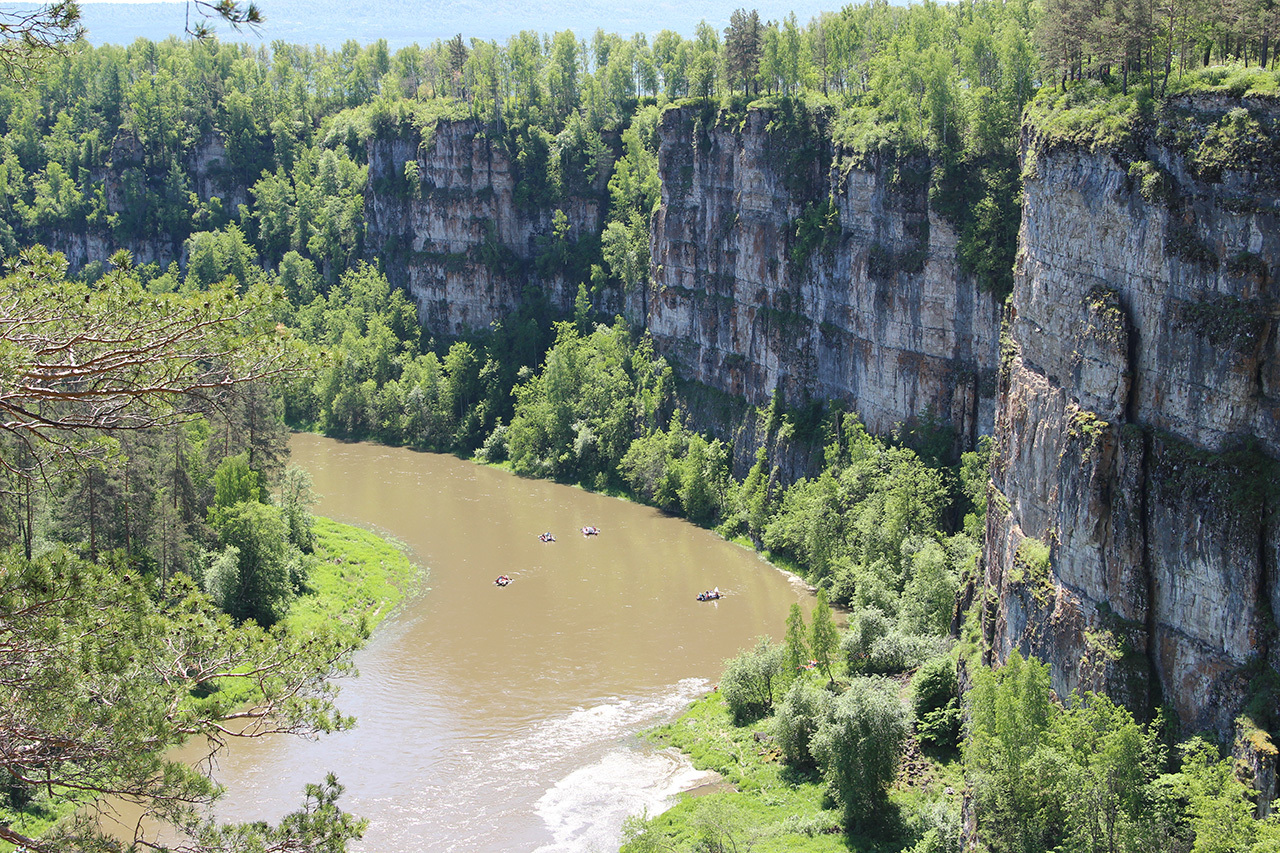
[2,0,1280,850]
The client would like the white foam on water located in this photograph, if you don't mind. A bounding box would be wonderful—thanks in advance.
[532,748,716,853]
[494,678,710,772]
[522,678,717,853]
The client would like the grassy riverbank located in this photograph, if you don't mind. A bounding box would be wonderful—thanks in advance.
[0,518,419,853]
[628,690,963,853]
[287,516,422,635]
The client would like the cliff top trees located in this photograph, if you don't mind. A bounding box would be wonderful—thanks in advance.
[725,8,763,95]
[1036,0,1280,93]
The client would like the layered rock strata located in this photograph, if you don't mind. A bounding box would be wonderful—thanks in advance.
[985,96,1280,737]
[365,121,628,334]
[647,105,1002,446]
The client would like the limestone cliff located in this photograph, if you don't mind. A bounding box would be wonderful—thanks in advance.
[984,94,1280,737]
[647,104,1002,447]
[364,120,635,334]
[369,105,1002,470]
[39,133,243,269]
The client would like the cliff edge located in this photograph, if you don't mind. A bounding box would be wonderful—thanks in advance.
[985,91,1280,741]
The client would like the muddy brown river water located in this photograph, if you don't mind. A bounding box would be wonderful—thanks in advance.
[143,434,813,852]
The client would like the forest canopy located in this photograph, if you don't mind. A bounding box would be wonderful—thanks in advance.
[0,0,1278,850]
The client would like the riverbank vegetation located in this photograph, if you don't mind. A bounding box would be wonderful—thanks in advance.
[628,646,1280,853]
[0,252,418,850]
[2,0,1279,849]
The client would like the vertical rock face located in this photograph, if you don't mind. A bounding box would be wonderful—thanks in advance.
[368,105,1001,455]
[364,121,630,334]
[647,106,1002,446]
[987,97,1280,736]
[39,134,240,269]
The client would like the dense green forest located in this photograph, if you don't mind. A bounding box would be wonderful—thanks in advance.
[2,0,1280,849]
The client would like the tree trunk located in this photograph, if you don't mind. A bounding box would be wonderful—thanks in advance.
[88,473,97,558]
[23,476,33,561]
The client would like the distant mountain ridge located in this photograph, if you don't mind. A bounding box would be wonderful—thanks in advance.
[1,0,864,48]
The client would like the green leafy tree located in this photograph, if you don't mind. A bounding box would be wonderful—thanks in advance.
[911,656,961,750]
[278,464,317,553]
[720,637,784,723]
[208,500,301,626]
[964,652,1058,853]
[900,539,958,635]
[211,451,262,510]
[1181,737,1263,853]
[1046,692,1162,853]
[811,676,908,825]
[725,8,763,94]
[775,678,835,769]
[782,601,810,681]
[810,587,839,683]
[506,320,645,484]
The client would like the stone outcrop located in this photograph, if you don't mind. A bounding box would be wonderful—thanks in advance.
[1235,721,1278,818]
[42,133,246,270]
[647,105,1002,448]
[364,121,634,334]
[984,95,1280,738]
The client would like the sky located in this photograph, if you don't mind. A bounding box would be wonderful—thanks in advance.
[21,0,884,50]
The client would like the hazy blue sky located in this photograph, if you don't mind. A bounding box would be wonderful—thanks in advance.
[52,0,878,49]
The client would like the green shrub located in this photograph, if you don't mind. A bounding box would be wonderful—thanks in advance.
[900,539,959,635]
[1127,160,1174,206]
[1024,80,1150,152]
[845,610,946,676]
[866,631,941,675]
[912,656,958,720]
[842,607,893,674]
[774,679,837,770]
[905,801,963,853]
[720,637,785,724]
[478,420,510,462]
[917,700,962,750]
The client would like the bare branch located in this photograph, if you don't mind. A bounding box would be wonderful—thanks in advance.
[0,0,83,87]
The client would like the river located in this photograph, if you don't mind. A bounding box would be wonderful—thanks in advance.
[158,434,813,852]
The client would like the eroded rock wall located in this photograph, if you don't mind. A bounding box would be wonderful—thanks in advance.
[364,121,630,334]
[647,106,1002,447]
[39,134,241,270]
[986,96,1280,736]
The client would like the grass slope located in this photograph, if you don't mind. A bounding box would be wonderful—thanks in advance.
[286,516,421,635]
[632,690,963,853]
